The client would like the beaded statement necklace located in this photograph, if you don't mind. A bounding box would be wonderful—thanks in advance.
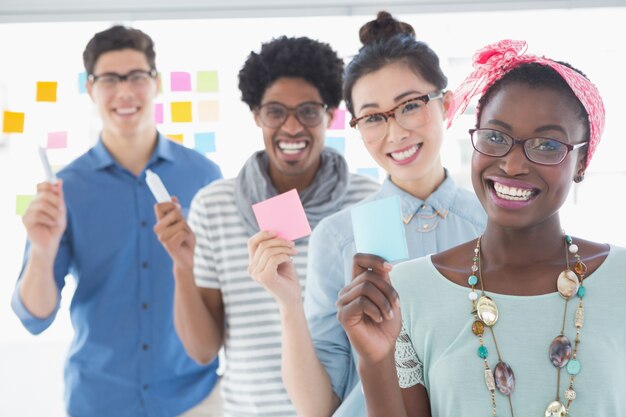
[467,234,587,417]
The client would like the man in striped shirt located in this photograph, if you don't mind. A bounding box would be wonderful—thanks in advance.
[153,36,379,416]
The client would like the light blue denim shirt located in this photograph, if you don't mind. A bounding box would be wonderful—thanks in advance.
[303,173,487,416]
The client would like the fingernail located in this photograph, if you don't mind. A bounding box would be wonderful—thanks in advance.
[389,310,394,319]
[383,262,393,270]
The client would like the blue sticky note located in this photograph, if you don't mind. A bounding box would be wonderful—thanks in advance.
[194,132,216,154]
[325,137,345,155]
[350,196,408,262]
[356,167,380,180]
[78,72,88,94]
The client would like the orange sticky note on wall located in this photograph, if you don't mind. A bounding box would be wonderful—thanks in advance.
[3,111,25,133]
[36,81,58,102]
[171,102,192,123]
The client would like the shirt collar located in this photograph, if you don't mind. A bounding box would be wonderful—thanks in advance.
[379,169,458,221]
[90,132,174,171]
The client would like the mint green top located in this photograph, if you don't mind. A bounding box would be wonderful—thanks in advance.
[392,244,626,416]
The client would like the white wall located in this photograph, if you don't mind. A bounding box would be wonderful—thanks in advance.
[1,8,626,416]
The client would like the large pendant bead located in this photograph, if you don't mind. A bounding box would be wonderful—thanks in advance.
[575,306,584,328]
[545,400,567,417]
[476,296,499,326]
[549,335,572,368]
[557,269,579,299]
[494,361,515,396]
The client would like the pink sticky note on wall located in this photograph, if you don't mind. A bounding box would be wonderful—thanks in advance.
[154,103,164,124]
[47,131,68,148]
[329,109,346,130]
[171,72,192,91]
[252,189,311,241]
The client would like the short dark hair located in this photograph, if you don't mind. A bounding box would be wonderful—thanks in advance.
[83,25,156,75]
[238,36,344,110]
[344,11,448,116]
[477,62,590,143]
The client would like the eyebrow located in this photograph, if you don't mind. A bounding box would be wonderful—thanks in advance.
[357,90,425,113]
[485,119,568,136]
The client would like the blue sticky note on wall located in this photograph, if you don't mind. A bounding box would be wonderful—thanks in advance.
[350,196,408,262]
[78,72,88,94]
[194,132,216,153]
[325,137,345,155]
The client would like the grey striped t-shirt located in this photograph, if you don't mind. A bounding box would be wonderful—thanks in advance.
[188,175,379,417]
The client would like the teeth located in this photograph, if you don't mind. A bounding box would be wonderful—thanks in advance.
[494,182,534,201]
[116,107,138,115]
[390,144,420,161]
[278,141,306,154]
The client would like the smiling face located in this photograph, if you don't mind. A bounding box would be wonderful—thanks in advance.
[254,77,332,191]
[472,82,587,229]
[87,48,158,140]
[350,62,449,198]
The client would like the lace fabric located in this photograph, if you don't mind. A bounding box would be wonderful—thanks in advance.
[395,321,424,388]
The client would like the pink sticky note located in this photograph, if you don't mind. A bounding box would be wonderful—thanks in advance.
[171,72,192,91]
[329,109,346,130]
[252,189,311,241]
[154,103,164,124]
[47,131,68,149]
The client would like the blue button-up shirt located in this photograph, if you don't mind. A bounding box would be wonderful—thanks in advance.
[12,134,222,417]
[304,174,487,416]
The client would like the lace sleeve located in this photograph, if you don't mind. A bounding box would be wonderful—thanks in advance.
[395,320,424,388]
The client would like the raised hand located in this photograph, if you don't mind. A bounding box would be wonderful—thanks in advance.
[153,197,195,271]
[247,231,300,308]
[337,253,401,363]
[22,181,67,258]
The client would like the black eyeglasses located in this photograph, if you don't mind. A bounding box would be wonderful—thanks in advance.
[256,102,328,128]
[349,92,443,143]
[88,69,157,90]
[469,128,588,166]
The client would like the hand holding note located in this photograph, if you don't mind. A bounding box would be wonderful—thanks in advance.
[252,189,311,241]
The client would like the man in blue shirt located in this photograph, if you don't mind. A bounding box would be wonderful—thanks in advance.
[11,25,222,417]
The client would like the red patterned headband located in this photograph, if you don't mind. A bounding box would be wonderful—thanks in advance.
[447,40,605,168]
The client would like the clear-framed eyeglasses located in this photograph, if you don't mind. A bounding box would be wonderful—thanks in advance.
[256,102,328,128]
[469,128,588,166]
[349,91,443,143]
[88,69,157,90]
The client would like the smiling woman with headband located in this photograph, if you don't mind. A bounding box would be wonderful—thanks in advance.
[338,39,626,417]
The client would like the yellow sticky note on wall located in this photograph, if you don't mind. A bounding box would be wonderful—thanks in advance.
[198,100,219,122]
[3,111,25,133]
[171,102,192,123]
[36,81,58,102]
[16,195,35,216]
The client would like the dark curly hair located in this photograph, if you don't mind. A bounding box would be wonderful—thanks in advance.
[83,25,156,75]
[344,11,447,116]
[238,36,344,110]
[477,62,590,143]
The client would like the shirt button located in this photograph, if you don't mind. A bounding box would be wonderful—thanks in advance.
[141,221,147,227]
[421,204,427,209]
[142,261,148,269]
[142,303,149,310]
[143,384,149,390]
[143,344,149,351]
